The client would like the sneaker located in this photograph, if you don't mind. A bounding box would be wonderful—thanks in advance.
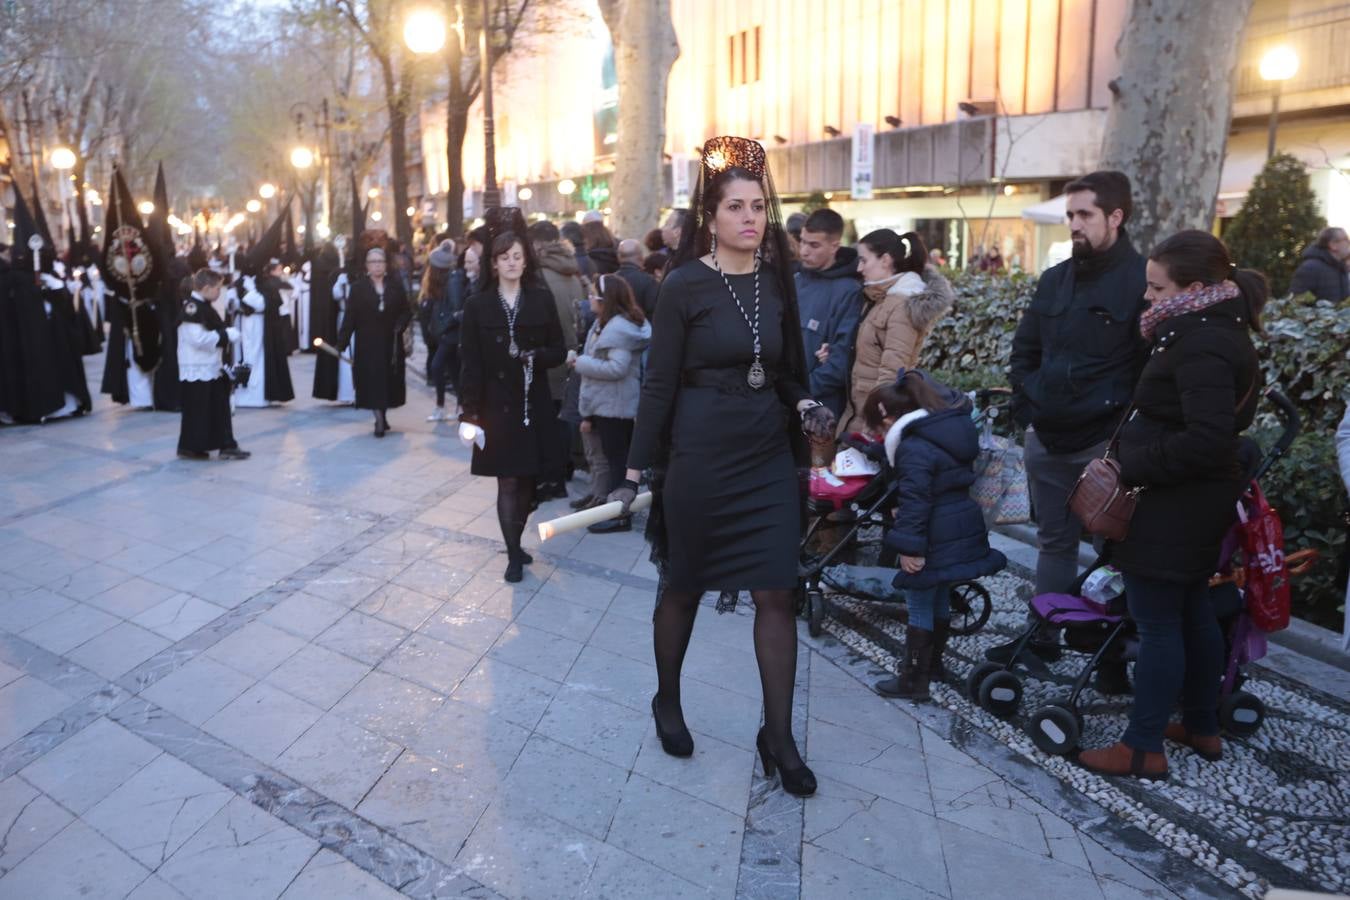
[219,447,251,460]
[426,408,448,422]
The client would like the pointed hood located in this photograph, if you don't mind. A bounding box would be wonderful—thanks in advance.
[282,203,300,266]
[149,162,174,259]
[10,187,42,274]
[187,225,207,270]
[243,200,289,276]
[31,188,57,273]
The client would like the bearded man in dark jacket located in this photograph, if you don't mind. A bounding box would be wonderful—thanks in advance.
[1003,172,1148,671]
[794,209,862,418]
[1289,227,1349,302]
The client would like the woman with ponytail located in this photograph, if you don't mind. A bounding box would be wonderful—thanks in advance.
[1077,229,1265,781]
[842,229,954,434]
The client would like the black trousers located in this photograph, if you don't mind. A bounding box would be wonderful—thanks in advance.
[178,377,238,453]
[592,416,633,496]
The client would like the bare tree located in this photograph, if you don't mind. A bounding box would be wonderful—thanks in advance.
[597,0,678,240]
[1099,0,1255,252]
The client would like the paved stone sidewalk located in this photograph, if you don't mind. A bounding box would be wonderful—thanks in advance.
[0,352,1217,899]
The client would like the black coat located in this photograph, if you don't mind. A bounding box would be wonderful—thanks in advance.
[310,259,342,400]
[1009,235,1148,453]
[257,275,296,402]
[614,263,659,319]
[336,276,411,410]
[1288,245,1349,302]
[458,284,566,476]
[1111,296,1261,583]
[882,408,1007,590]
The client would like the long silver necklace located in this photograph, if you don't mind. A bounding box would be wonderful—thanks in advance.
[711,250,766,389]
[498,286,521,358]
[499,286,533,426]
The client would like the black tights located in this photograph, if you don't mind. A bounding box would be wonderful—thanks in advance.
[653,587,804,769]
[371,408,388,429]
[496,476,535,558]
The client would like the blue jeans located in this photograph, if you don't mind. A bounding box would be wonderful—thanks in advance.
[905,584,950,631]
[1121,572,1224,753]
[430,336,459,407]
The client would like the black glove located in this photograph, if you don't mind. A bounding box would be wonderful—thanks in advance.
[606,479,639,515]
[801,404,837,441]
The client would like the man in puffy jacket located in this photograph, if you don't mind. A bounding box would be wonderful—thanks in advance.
[1003,171,1148,668]
[529,220,584,500]
[1289,227,1349,302]
[794,209,862,418]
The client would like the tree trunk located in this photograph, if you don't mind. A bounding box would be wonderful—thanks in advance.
[599,0,679,241]
[389,101,413,245]
[1098,0,1254,253]
[446,102,470,236]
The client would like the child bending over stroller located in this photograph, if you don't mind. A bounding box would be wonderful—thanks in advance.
[865,370,1007,700]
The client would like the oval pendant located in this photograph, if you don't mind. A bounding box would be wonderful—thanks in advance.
[747,360,767,390]
[508,340,520,359]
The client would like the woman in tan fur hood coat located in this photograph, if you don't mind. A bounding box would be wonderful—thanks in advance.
[841,229,955,434]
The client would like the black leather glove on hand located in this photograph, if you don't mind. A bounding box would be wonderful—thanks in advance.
[606,479,639,515]
[801,404,837,442]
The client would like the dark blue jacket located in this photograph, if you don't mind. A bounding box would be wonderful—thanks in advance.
[796,247,862,417]
[883,407,1007,590]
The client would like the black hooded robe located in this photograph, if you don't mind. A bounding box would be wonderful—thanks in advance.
[4,270,69,422]
[311,259,343,400]
[257,275,295,403]
[152,260,189,411]
[39,281,92,414]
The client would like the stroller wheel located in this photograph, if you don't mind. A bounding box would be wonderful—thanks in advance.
[806,590,826,637]
[1219,690,1265,738]
[966,661,1002,701]
[949,582,992,635]
[977,670,1023,718]
[1028,704,1080,755]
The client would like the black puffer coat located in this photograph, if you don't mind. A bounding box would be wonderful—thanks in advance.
[1111,296,1261,583]
[1288,245,1349,302]
[883,407,1007,590]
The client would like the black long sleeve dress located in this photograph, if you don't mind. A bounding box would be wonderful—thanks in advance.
[458,284,566,476]
[627,260,811,593]
[336,276,411,410]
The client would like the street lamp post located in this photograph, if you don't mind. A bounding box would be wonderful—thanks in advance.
[1260,45,1300,159]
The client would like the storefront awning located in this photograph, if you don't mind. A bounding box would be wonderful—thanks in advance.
[1021,194,1066,225]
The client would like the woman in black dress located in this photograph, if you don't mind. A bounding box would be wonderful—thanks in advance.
[609,137,837,796]
[458,228,566,583]
[336,245,412,436]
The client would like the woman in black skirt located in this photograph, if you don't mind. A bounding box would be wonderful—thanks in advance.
[336,245,412,437]
[608,137,837,796]
[459,226,566,583]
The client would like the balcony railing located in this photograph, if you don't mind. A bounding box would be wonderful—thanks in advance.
[1235,7,1350,97]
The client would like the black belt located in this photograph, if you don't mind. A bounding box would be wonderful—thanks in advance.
[680,366,772,394]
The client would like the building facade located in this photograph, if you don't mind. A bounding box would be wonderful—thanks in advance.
[416,0,1350,272]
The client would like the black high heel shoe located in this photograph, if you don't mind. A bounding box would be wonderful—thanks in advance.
[651,695,693,758]
[756,728,816,797]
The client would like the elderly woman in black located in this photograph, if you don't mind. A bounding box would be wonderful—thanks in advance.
[458,227,566,583]
[1077,230,1264,780]
[607,137,836,797]
[336,244,412,437]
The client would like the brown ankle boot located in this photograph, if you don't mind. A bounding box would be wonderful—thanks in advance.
[1164,723,1222,761]
[928,619,951,683]
[875,626,933,700]
[1075,741,1168,781]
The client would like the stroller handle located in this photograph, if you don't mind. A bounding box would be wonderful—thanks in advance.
[1252,387,1300,483]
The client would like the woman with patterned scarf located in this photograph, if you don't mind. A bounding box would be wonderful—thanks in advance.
[1077,230,1266,781]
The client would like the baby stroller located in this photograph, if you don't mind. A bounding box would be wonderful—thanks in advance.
[797,433,994,639]
[964,387,1313,756]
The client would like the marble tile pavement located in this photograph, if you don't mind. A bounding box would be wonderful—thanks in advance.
[0,351,1229,899]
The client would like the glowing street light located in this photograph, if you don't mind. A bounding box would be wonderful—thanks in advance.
[1260,45,1300,159]
[51,147,77,170]
[138,201,155,215]
[557,179,576,197]
[518,187,533,201]
[259,182,277,199]
[317,222,331,239]
[403,8,448,55]
[367,187,380,199]
[370,211,384,222]
[290,146,315,170]
[246,199,262,213]
[406,206,416,217]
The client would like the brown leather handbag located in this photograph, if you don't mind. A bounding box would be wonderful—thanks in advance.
[1067,407,1140,543]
